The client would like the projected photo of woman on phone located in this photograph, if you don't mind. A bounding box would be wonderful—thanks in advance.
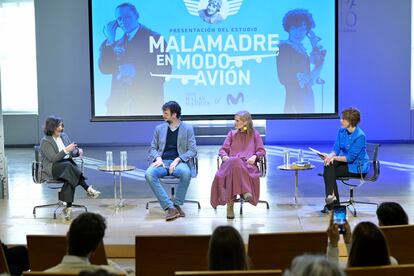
[276,9,326,114]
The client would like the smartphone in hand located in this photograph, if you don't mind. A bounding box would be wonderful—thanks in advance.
[333,205,347,234]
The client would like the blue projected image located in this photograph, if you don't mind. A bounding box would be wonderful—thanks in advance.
[90,0,336,119]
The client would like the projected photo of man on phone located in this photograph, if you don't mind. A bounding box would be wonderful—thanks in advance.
[99,2,171,116]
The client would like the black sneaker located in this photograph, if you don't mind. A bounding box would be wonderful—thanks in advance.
[320,205,331,214]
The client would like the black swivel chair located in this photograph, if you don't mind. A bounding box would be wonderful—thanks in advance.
[216,155,270,214]
[32,146,87,219]
[0,241,10,275]
[146,157,201,209]
[338,143,381,217]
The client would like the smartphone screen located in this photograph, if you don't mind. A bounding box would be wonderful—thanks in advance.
[333,205,347,234]
[333,205,347,225]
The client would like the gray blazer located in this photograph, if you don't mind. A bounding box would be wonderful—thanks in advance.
[148,122,197,177]
[39,133,79,181]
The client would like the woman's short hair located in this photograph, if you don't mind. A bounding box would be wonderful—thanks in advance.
[282,9,315,32]
[377,202,409,226]
[341,107,361,127]
[43,115,63,136]
[235,110,253,133]
[208,225,249,270]
[347,221,391,267]
[283,254,345,276]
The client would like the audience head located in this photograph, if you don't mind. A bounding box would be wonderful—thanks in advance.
[162,101,181,120]
[341,107,361,128]
[347,221,391,267]
[283,254,345,276]
[377,202,409,226]
[67,212,107,257]
[43,115,64,136]
[79,269,114,276]
[208,225,249,270]
[234,110,253,133]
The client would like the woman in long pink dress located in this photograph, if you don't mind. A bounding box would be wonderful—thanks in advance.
[210,111,266,219]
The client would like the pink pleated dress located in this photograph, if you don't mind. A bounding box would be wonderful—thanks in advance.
[210,129,266,208]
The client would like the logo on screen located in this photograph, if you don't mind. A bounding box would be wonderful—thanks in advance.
[183,0,243,24]
[227,92,244,105]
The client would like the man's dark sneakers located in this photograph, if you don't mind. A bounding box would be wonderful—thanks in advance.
[320,204,331,214]
[165,207,180,221]
[174,205,186,217]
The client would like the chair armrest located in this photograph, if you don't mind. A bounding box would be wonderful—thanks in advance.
[217,155,267,178]
[73,157,84,174]
[187,156,198,177]
[258,156,267,177]
[216,156,221,170]
[32,161,43,184]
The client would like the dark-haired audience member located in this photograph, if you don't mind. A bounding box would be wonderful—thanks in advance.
[283,254,345,276]
[207,226,249,270]
[327,215,398,267]
[376,202,409,226]
[79,269,114,276]
[45,213,129,274]
[1,242,30,276]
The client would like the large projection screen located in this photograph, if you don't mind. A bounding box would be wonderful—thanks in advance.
[89,0,337,121]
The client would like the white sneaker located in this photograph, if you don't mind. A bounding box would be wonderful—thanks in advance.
[87,186,101,199]
[325,194,337,205]
[63,207,72,220]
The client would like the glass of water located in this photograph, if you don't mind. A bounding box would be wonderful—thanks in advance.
[106,151,113,169]
[120,151,127,169]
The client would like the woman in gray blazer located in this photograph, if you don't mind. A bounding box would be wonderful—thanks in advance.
[40,115,100,219]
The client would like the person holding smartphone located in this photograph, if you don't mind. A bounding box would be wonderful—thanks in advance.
[99,3,171,116]
[326,212,398,267]
[320,107,369,213]
[40,116,101,219]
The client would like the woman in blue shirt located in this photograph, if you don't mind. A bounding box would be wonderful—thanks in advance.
[321,108,369,213]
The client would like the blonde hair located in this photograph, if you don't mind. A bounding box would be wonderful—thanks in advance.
[235,110,253,134]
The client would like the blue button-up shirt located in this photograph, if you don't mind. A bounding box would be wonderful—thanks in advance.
[332,127,370,174]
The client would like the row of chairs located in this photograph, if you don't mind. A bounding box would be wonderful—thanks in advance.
[12,265,414,276]
[1,224,410,276]
[32,143,381,219]
[175,265,414,276]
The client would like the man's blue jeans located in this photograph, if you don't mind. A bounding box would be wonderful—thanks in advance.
[145,159,192,210]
